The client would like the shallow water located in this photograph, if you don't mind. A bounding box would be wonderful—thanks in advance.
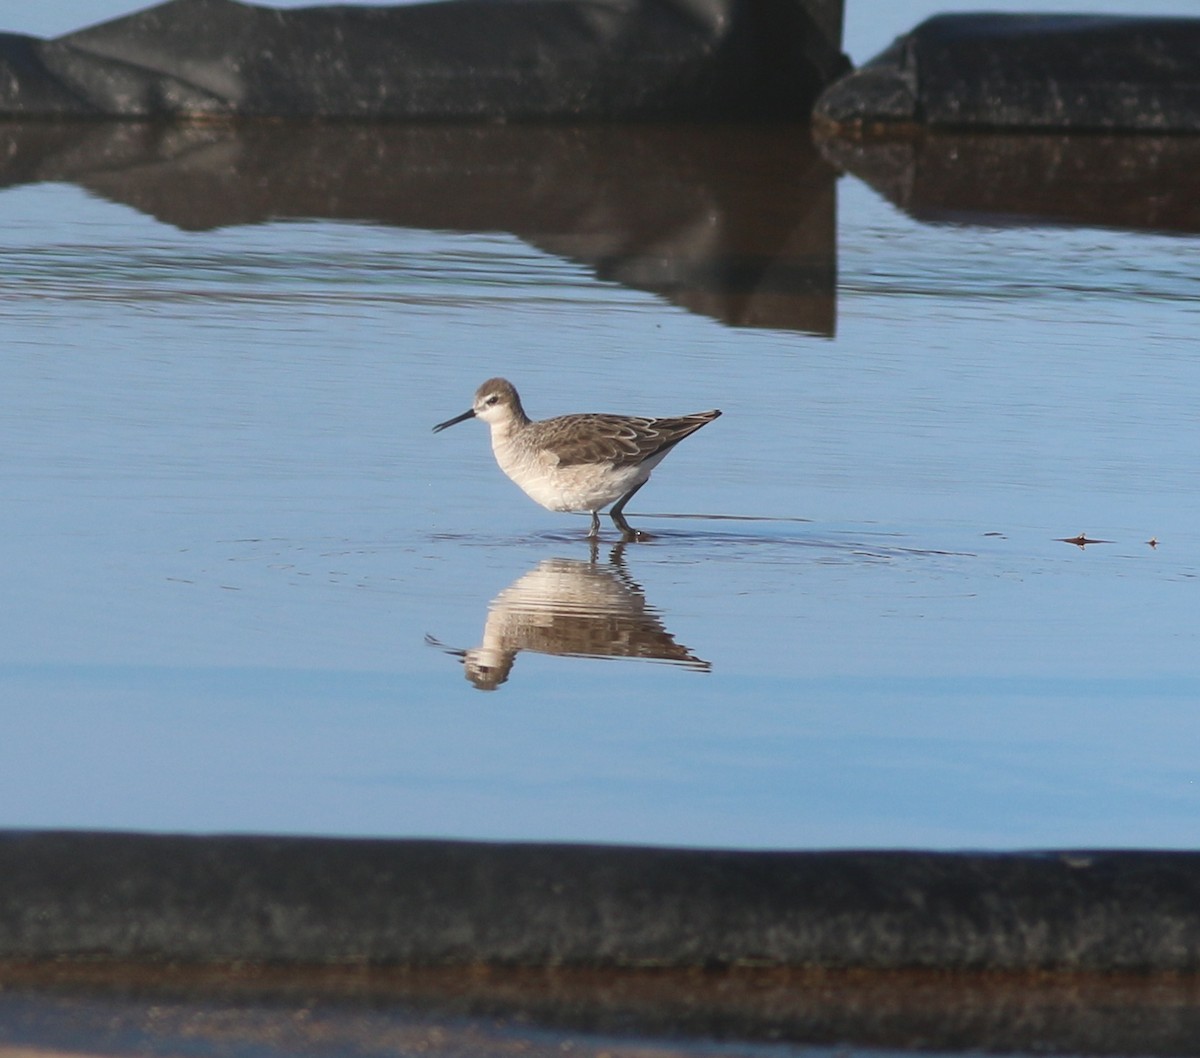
[1,112,1199,850]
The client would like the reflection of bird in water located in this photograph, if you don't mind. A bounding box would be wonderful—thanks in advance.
[427,549,711,690]
[433,378,720,540]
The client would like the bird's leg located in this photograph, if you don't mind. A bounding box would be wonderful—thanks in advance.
[610,481,650,541]
[588,510,601,539]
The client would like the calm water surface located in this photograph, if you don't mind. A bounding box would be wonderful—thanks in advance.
[2,117,1197,851]
[2,0,1200,852]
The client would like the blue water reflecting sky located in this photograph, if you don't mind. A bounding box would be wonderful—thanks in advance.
[2,171,1199,848]
[1,4,1199,850]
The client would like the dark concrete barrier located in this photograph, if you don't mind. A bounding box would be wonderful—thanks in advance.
[815,14,1200,132]
[0,0,847,120]
[4,831,1200,971]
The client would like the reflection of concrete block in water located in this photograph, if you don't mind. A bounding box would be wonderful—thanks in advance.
[0,121,839,335]
[0,0,848,120]
[817,14,1200,132]
[818,133,1200,237]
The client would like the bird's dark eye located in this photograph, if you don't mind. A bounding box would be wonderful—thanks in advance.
[485,395,499,405]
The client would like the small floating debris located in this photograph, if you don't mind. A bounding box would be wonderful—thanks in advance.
[1148,537,1159,549]
[1058,533,1111,549]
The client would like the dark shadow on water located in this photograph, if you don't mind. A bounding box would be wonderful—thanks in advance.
[0,120,838,336]
[426,549,711,690]
[818,130,1200,236]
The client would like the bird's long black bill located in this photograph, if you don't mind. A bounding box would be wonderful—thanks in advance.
[432,409,475,433]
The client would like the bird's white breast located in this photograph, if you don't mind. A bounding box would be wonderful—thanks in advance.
[490,431,660,513]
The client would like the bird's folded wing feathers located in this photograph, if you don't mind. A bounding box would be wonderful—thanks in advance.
[541,413,719,468]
